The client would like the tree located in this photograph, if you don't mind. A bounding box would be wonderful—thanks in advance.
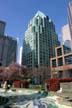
[0,62,27,81]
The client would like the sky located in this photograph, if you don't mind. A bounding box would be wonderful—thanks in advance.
[0,0,71,63]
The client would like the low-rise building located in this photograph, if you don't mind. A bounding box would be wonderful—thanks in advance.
[50,45,72,78]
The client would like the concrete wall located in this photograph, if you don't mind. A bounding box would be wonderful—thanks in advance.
[60,82,72,93]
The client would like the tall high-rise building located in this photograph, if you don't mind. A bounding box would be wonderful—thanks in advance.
[68,2,72,38]
[0,21,17,66]
[0,21,6,35]
[19,46,23,65]
[62,2,72,49]
[62,24,71,48]
[22,11,59,70]
[0,35,17,66]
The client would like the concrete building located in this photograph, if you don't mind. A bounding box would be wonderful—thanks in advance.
[0,35,17,66]
[22,11,59,71]
[68,1,72,38]
[19,46,23,65]
[62,24,71,47]
[0,21,6,35]
[0,21,17,66]
[50,45,72,78]
[62,2,72,50]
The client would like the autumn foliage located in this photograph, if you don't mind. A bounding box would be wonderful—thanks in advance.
[0,62,27,81]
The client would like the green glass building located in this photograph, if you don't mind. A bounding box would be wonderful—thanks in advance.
[22,11,59,70]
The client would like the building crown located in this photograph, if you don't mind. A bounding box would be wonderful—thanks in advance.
[34,11,46,18]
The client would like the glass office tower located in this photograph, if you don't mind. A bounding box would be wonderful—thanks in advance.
[22,11,59,69]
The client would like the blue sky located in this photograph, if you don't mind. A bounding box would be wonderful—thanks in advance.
[0,0,71,62]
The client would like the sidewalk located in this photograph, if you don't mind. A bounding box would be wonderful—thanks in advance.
[50,91,72,107]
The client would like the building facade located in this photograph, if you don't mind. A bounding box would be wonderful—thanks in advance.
[22,11,59,71]
[19,46,23,65]
[68,2,72,38]
[0,34,17,66]
[0,21,6,35]
[62,2,72,50]
[0,21,17,66]
[50,45,72,78]
[62,24,71,47]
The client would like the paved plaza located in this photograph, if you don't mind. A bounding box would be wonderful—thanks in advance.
[0,88,72,108]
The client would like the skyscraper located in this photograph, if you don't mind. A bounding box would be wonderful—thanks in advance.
[0,21,17,66]
[62,24,71,48]
[68,2,72,38]
[22,11,59,70]
[0,35,17,66]
[19,46,23,65]
[62,2,72,49]
[0,20,6,35]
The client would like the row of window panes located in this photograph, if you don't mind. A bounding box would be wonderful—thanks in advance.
[64,46,71,54]
[52,58,63,67]
[64,55,72,64]
[57,48,62,56]
[58,58,63,66]
[52,59,56,67]
[26,60,32,64]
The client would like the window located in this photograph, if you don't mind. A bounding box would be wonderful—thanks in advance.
[58,58,63,66]
[52,59,56,67]
[36,19,38,25]
[32,26,35,33]
[63,46,71,54]
[0,38,3,44]
[57,48,62,56]
[59,71,63,78]
[64,55,72,64]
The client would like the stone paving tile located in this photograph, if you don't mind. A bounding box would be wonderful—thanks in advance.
[50,91,72,107]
